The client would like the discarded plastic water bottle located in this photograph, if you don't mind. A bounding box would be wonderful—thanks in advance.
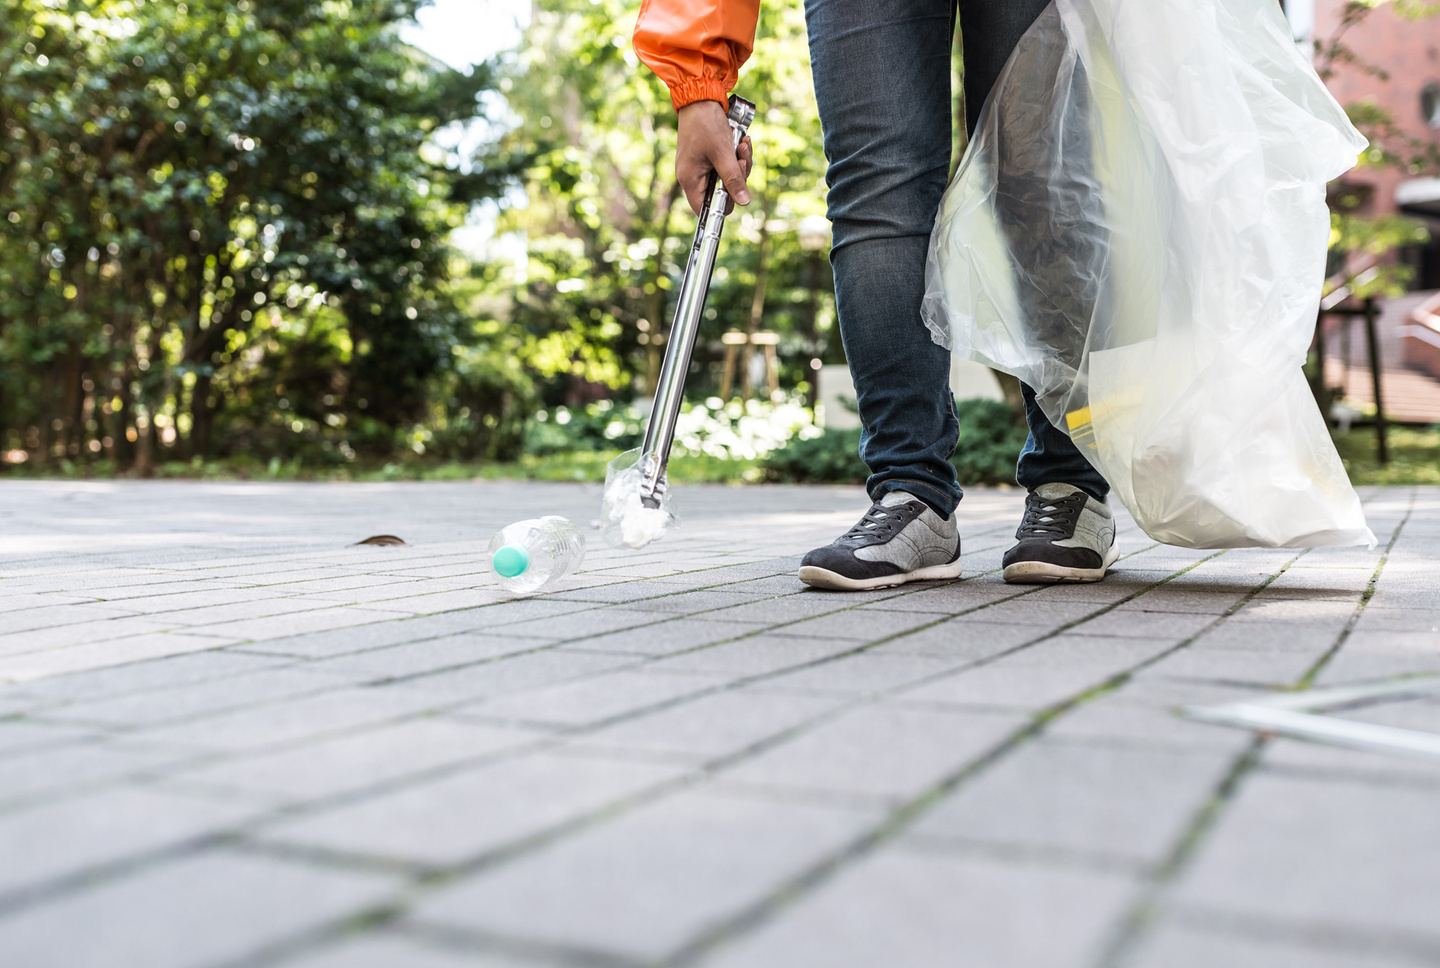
[487,516,586,595]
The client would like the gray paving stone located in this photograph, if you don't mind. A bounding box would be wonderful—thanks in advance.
[573,687,845,761]
[1317,631,1440,683]
[0,620,206,661]
[1104,587,1247,615]
[646,634,859,677]
[0,720,100,758]
[694,848,1136,968]
[0,741,179,807]
[244,612,559,658]
[909,739,1236,867]
[172,718,540,802]
[127,685,446,753]
[1229,597,1358,625]
[12,650,286,703]
[187,605,416,641]
[618,589,776,614]
[258,750,688,866]
[306,633,551,679]
[414,789,877,962]
[276,933,537,968]
[1024,580,1158,605]
[751,653,968,697]
[0,786,254,902]
[0,603,141,636]
[777,607,950,642]
[1347,606,1440,634]
[43,666,348,728]
[1186,619,1347,652]
[0,481,1435,967]
[0,592,96,612]
[1067,606,1221,640]
[1173,772,1440,942]
[1045,693,1259,752]
[489,607,667,639]
[559,617,771,656]
[1260,735,1440,787]
[719,704,1024,802]
[855,580,1024,613]
[1137,641,1324,685]
[0,631,240,683]
[1128,919,1423,968]
[943,597,1113,629]
[140,597,331,628]
[326,588,505,616]
[690,595,857,626]
[867,618,1041,659]
[896,655,1143,712]
[458,670,722,728]
[381,650,632,704]
[93,586,281,615]
[0,851,398,968]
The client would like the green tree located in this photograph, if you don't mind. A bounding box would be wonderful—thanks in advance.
[1,0,516,471]
[490,0,833,409]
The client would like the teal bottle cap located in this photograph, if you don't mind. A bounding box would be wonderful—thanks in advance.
[492,544,530,578]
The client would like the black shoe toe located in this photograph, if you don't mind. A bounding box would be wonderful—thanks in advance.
[1002,539,1103,570]
[800,544,903,581]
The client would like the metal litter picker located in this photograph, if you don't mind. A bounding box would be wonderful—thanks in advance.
[600,95,756,550]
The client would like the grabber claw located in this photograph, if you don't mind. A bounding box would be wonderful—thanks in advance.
[600,94,755,550]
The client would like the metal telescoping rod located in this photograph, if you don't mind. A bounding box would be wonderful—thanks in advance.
[637,95,756,508]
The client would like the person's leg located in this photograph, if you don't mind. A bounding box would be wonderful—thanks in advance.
[956,0,1050,140]
[804,0,960,518]
[797,0,965,591]
[958,1,1117,583]
[1016,383,1108,500]
[957,0,1110,504]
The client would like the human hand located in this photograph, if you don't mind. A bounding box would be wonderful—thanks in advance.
[676,99,754,216]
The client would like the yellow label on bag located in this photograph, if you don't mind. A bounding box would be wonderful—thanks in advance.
[1065,406,1097,451]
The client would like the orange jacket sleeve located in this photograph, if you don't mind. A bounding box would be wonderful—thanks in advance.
[632,0,760,112]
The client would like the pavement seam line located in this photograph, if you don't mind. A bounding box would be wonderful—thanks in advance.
[654,549,1350,968]
[1089,489,1417,968]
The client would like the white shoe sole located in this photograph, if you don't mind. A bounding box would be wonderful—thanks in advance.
[798,559,963,592]
[1002,542,1121,584]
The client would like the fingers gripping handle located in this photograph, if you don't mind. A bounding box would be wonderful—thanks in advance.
[693,96,756,243]
[637,95,755,509]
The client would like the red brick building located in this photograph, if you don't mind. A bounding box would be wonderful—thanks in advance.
[1293,0,1440,284]
[1286,0,1440,420]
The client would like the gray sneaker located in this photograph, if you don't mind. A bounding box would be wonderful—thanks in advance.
[1002,483,1119,584]
[799,491,963,591]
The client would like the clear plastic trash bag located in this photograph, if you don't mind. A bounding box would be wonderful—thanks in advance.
[922,0,1376,549]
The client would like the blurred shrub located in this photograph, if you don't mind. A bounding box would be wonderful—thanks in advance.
[760,426,866,484]
[525,400,644,456]
[524,396,818,460]
[762,398,1028,486]
[427,344,538,462]
[950,398,1030,486]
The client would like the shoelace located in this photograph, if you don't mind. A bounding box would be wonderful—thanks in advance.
[1016,491,1087,539]
[844,503,908,541]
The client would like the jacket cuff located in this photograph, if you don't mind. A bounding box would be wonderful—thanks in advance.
[669,75,731,112]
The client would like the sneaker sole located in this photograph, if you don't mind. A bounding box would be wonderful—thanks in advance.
[798,559,963,592]
[1002,542,1121,584]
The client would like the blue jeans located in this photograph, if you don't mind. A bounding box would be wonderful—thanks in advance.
[804,0,1110,514]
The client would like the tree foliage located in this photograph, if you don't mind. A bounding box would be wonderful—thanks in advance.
[490,0,835,409]
[0,0,517,471]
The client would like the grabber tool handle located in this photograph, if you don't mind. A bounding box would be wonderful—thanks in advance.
[637,94,756,508]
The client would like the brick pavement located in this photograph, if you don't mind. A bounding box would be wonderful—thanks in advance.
[0,480,1436,967]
